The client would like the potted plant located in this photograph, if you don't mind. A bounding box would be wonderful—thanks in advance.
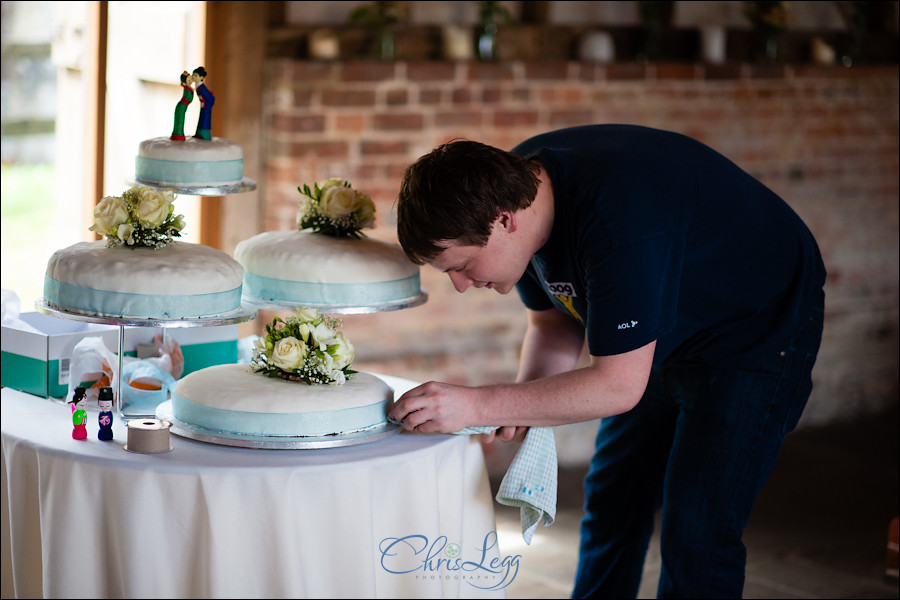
[475,1,514,61]
[348,1,402,60]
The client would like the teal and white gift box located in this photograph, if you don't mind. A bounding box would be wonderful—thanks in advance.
[1,312,119,398]
[1,312,238,398]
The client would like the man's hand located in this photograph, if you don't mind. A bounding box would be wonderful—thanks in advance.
[389,383,530,440]
[389,381,480,434]
[481,425,529,443]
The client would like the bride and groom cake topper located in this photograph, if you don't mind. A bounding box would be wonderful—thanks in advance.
[170,66,215,141]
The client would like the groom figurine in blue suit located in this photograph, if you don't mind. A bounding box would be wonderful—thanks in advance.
[192,66,214,140]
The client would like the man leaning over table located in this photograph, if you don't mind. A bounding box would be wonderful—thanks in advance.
[387,124,826,599]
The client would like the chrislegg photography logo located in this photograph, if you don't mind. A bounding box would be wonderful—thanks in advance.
[378,531,521,590]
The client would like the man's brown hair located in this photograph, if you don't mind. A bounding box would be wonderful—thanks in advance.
[396,140,540,265]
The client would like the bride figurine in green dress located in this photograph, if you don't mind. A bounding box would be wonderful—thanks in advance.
[170,70,196,141]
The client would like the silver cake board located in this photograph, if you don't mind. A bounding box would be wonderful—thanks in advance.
[156,400,401,450]
[35,298,258,327]
[127,178,257,196]
[244,291,428,315]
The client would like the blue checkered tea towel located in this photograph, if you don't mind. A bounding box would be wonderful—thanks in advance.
[457,426,557,544]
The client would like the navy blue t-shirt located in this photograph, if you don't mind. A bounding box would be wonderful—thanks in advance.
[512,125,826,368]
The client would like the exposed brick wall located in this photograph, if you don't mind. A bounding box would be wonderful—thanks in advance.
[262,59,899,429]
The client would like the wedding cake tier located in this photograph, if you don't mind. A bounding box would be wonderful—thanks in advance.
[44,241,244,319]
[235,230,420,307]
[172,364,393,437]
[170,308,393,439]
[234,178,421,309]
[135,137,243,187]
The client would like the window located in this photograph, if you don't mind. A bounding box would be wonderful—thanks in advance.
[1,1,205,309]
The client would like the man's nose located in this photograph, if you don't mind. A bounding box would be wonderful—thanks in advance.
[447,270,472,293]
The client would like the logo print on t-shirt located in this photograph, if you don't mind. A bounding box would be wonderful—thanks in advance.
[546,281,583,323]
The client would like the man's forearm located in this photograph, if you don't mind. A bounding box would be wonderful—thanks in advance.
[480,340,655,428]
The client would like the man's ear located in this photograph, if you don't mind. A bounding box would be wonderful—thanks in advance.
[497,210,518,233]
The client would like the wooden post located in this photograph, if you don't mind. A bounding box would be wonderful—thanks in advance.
[84,1,108,241]
[198,1,267,252]
[199,1,225,250]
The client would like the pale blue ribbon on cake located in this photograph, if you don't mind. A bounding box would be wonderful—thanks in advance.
[44,276,241,318]
[134,156,243,184]
[242,272,420,306]
[456,425,557,544]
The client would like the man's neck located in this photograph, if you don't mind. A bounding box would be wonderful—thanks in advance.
[528,162,555,251]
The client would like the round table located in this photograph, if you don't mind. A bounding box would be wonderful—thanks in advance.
[1,378,512,599]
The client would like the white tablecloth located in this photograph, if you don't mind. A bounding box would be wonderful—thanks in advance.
[1,378,512,599]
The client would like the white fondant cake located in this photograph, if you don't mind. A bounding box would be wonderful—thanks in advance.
[172,363,394,437]
[234,230,421,307]
[44,241,244,318]
[135,137,243,187]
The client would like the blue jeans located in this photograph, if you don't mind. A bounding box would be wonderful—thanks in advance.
[572,296,824,599]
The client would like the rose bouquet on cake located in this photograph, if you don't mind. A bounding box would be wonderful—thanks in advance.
[251,307,356,385]
[90,186,185,249]
[297,178,376,238]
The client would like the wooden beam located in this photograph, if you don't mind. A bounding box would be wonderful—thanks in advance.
[198,1,267,252]
[200,1,224,249]
[84,1,108,241]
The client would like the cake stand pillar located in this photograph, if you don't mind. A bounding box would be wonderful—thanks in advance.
[116,325,125,418]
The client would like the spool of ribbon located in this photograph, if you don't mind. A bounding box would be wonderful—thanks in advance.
[125,418,173,453]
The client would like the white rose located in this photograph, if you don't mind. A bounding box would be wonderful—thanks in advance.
[293,306,320,324]
[356,194,376,229]
[117,223,135,245]
[252,336,268,354]
[135,188,173,228]
[318,178,346,193]
[90,195,129,236]
[328,331,355,370]
[318,185,359,219]
[271,336,306,371]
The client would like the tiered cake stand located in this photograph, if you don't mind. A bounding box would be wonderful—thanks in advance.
[142,179,430,448]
